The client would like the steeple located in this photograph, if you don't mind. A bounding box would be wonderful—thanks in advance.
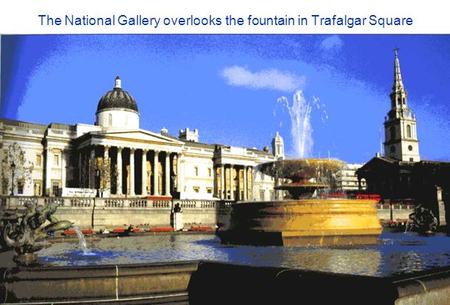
[389,49,408,112]
[392,49,404,92]
[383,49,420,162]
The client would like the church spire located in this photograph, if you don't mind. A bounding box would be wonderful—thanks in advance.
[384,49,420,162]
[392,48,404,92]
[389,49,407,110]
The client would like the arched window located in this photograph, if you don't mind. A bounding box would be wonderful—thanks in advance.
[406,125,412,138]
[390,126,396,140]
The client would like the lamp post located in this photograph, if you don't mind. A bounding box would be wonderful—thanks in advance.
[96,168,100,197]
[10,161,16,196]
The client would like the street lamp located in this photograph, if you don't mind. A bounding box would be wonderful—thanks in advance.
[10,161,16,196]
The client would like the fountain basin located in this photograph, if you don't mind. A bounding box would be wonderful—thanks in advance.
[218,199,382,246]
[1,260,450,305]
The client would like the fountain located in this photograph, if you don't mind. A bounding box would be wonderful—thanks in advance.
[1,202,73,265]
[217,158,382,246]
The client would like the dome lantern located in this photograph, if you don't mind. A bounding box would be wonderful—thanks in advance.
[95,76,140,129]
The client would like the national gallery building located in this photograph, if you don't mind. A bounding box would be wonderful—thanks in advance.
[0,77,283,201]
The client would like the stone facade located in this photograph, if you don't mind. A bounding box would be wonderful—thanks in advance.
[335,163,366,192]
[0,77,280,201]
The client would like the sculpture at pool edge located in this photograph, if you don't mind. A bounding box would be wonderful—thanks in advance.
[2,202,73,265]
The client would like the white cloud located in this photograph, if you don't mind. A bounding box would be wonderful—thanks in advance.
[221,66,305,92]
[320,35,344,52]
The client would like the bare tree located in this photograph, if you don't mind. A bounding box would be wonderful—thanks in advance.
[1,142,34,195]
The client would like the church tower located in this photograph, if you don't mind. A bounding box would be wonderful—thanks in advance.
[272,132,285,160]
[383,49,420,162]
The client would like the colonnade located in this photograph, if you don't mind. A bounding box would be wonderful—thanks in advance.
[78,145,178,197]
[215,164,253,201]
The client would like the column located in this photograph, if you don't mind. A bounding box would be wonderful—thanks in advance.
[165,152,171,196]
[61,149,66,189]
[220,165,225,199]
[142,149,148,196]
[116,147,123,195]
[129,148,135,196]
[153,151,159,195]
[78,150,82,187]
[175,153,181,191]
[229,165,234,200]
[103,146,110,193]
[249,167,253,200]
[45,147,52,196]
[89,147,96,189]
[243,166,248,200]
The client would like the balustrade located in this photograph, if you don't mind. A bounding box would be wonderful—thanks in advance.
[129,199,148,208]
[152,200,171,208]
[69,198,93,207]
[104,199,125,208]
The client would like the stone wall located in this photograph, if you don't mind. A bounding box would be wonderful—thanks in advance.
[0,196,413,230]
[0,196,232,230]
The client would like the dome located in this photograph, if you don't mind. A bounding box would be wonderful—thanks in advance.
[96,76,139,114]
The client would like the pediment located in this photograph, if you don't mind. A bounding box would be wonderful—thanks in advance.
[358,157,397,175]
[95,129,183,145]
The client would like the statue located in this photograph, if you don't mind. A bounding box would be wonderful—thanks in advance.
[1,202,73,265]
[407,204,438,235]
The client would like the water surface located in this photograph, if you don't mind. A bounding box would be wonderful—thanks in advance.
[38,232,450,277]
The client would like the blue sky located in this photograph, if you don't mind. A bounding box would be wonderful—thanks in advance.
[1,35,449,163]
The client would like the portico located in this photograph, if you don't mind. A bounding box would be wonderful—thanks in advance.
[75,130,183,197]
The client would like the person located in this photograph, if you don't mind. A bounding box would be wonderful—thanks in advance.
[173,203,183,231]
[174,203,182,213]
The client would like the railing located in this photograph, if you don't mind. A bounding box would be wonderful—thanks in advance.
[0,196,233,211]
[151,200,171,208]
[376,203,414,210]
[129,199,148,208]
[69,198,93,207]
[104,199,125,208]
[17,197,38,206]
[44,197,65,206]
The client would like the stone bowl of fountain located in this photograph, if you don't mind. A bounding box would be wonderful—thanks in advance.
[217,158,382,246]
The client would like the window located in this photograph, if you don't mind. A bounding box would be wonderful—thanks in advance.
[1,180,8,195]
[17,180,24,194]
[410,158,414,162]
[52,181,60,196]
[194,166,199,176]
[53,154,60,166]
[390,126,395,140]
[208,168,212,177]
[207,187,213,194]
[34,181,42,196]
[259,190,265,201]
[408,145,413,151]
[406,125,412,138]
[36,154,42,167]
[108,113,113,126]
[193,186,200,193]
